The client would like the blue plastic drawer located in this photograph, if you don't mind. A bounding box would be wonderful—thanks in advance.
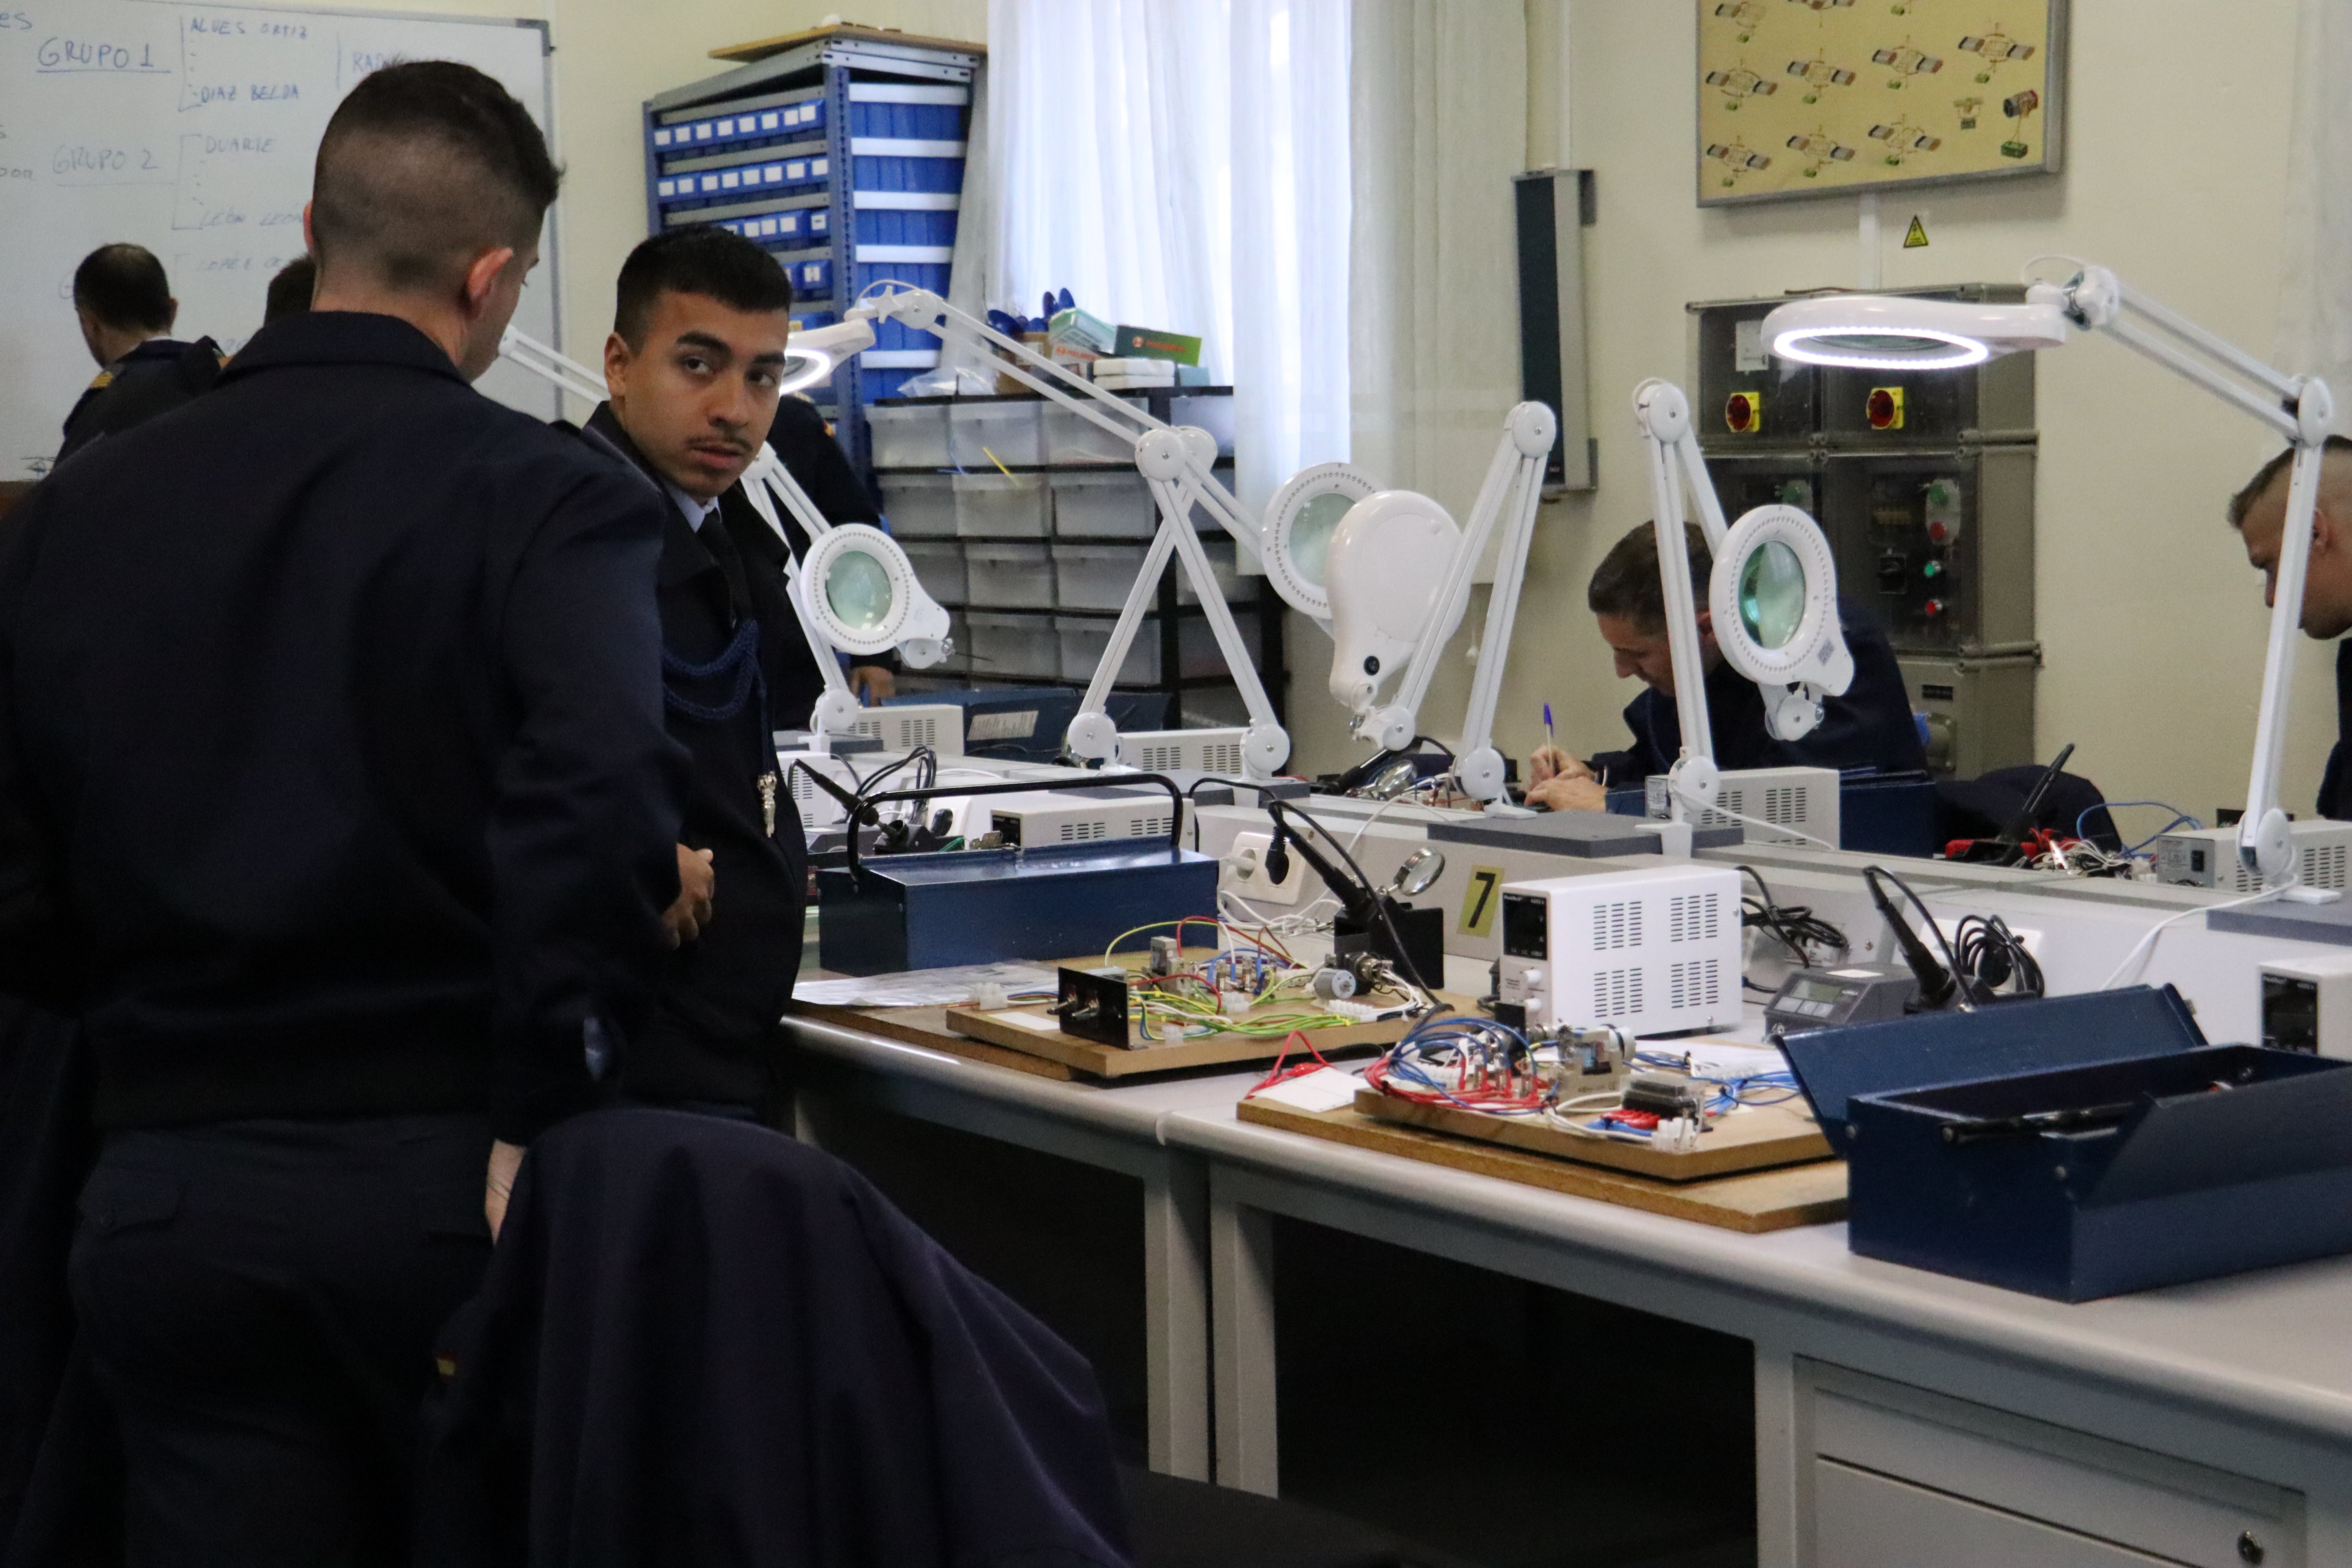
[655,151,830,209]
[853,207,958,248]
[846,100,964,140]
[850,152,964,195]
[788,256,834,294]
[717,208,828,246]
[651,96,825,155]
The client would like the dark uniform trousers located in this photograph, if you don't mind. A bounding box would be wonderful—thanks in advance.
[69,1115,493,1567]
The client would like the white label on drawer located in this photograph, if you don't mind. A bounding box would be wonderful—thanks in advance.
[968,710,1038,741]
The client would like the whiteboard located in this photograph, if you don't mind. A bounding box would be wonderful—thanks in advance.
[0,1,558,479]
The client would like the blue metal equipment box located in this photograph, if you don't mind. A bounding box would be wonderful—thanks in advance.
[1780,987,2352,1301]
[817,840,1218,975]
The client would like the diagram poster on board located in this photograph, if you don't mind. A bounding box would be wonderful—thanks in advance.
[1695,0,2066,207]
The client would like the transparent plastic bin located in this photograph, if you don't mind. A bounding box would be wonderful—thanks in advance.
[898,538,966,605]
[880,473,956,537]
[966,611,1062,681]
[946,398,1044,468]
[1057,613,1160,685]
[1053,543,1152,611]
[869,402,949,468]
[1174,538,1249,604]
[1179,609,1260,677]
[953,474,1049,537]
[1170,392,1236,456]
[964,541,1056,608]
[1050,470,1156,538]
[1042,394,1148,464]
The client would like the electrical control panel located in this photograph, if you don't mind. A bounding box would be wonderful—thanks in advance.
[1690,286,2040,775]
[1495,864,1744,1035]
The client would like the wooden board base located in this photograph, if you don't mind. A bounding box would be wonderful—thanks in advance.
[1237,1098,1846,1233]
[942,1002,1448,1080]
[1352,1090,1831,1182]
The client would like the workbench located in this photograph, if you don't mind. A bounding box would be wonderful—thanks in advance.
[782,998,2352,1566]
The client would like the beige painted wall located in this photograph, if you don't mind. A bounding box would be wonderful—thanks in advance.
[386,0,985,359]
[1492,0,2319,824]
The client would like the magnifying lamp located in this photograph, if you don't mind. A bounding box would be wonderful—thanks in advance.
[1320,403,1558,803]
[1632,378,1853,824]
[775,317,879,397]
[1763,265,2334,892]
[1261,462,1381,626]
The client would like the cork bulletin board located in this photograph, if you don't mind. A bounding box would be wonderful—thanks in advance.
[1696,0,2066,206]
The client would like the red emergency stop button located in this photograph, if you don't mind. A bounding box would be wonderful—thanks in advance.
[1924,597,1947,618]
[1724,391,1763,434]
[1926,520,1949,543]
[1866,386,1906,430]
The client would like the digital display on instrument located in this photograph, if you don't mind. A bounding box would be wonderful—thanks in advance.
[1787,977,1849,1005]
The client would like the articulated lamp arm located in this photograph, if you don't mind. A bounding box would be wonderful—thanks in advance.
[2043,267,2333,888]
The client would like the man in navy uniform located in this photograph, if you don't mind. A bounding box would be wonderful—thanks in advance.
[579,225,835,1119]
[1528,520,1926,808]
[0,62,701,1560]
[53,245,225,467]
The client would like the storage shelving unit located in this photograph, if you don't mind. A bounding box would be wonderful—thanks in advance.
[641,25,983,475]
[874,386,1288,733]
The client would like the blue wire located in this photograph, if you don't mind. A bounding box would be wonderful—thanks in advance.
[2083,800,2201,852]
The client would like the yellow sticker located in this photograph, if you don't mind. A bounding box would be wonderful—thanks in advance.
[1458,866,1506,937]
[1903,214,1930,248]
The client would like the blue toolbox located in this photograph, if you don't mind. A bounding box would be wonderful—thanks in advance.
[1780,986,2352,1301]
[816,775,1218,974]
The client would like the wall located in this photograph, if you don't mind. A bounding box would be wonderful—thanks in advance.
[1491,0,2318,826]
[385,0,985,361]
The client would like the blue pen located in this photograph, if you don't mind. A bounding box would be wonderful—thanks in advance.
[1543,702,1554,751]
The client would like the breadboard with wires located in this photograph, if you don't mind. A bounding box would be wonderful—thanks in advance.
[940,921,1470,1080]
[1348,1012,1830,1180]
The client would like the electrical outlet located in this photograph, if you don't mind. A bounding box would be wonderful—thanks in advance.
[1222,830,1306,906]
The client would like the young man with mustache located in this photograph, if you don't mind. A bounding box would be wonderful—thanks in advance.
[579,225,855,1119]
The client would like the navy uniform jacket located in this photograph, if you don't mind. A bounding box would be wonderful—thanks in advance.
[582,405,808,1111]
[0,311,685,1145]
[2322,641,2352,820]
[1588,598,1927,786]
[53,336,224,468]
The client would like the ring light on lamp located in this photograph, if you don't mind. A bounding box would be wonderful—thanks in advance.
[1764,264,2335,894]
[800,524,915,656]
[774,317,879,397]
[1766,293,2065,370]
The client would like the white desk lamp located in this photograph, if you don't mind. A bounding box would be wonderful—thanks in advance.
[1321,401,1557,803]
[1632,378,1855,824]
[1764,263,2334,890]
[496,321,955,742]
[844,285,1294,778]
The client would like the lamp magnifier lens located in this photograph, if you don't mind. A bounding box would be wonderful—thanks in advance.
[824,549,895,632]
[1290,492,1354,589]
[1739,540,1808,650]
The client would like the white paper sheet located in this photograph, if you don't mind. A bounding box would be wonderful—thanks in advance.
[792,963,1058,1010]
[1247,1065,1365,1114]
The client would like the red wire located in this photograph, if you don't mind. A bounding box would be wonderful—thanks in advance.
[1247,1030,1332,1096]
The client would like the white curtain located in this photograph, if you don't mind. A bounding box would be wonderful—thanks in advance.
[1348,0,1529,523]
[2277,0,2352,434]
[984,0,1352,519]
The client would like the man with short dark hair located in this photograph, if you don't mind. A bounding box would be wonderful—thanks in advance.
[577,225,840,1118]
[1527,520,1924,809]
[54,244,224,466]
[2229,436,2352,818]
[0,61,699,1559]
[263,253,317,325]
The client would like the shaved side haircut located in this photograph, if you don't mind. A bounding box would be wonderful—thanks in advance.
[2228,434,2352,529]
[612,226,795,349]
[311,60,560,296]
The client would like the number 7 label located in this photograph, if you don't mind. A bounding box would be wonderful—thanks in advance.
[1458,866,1505,936]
